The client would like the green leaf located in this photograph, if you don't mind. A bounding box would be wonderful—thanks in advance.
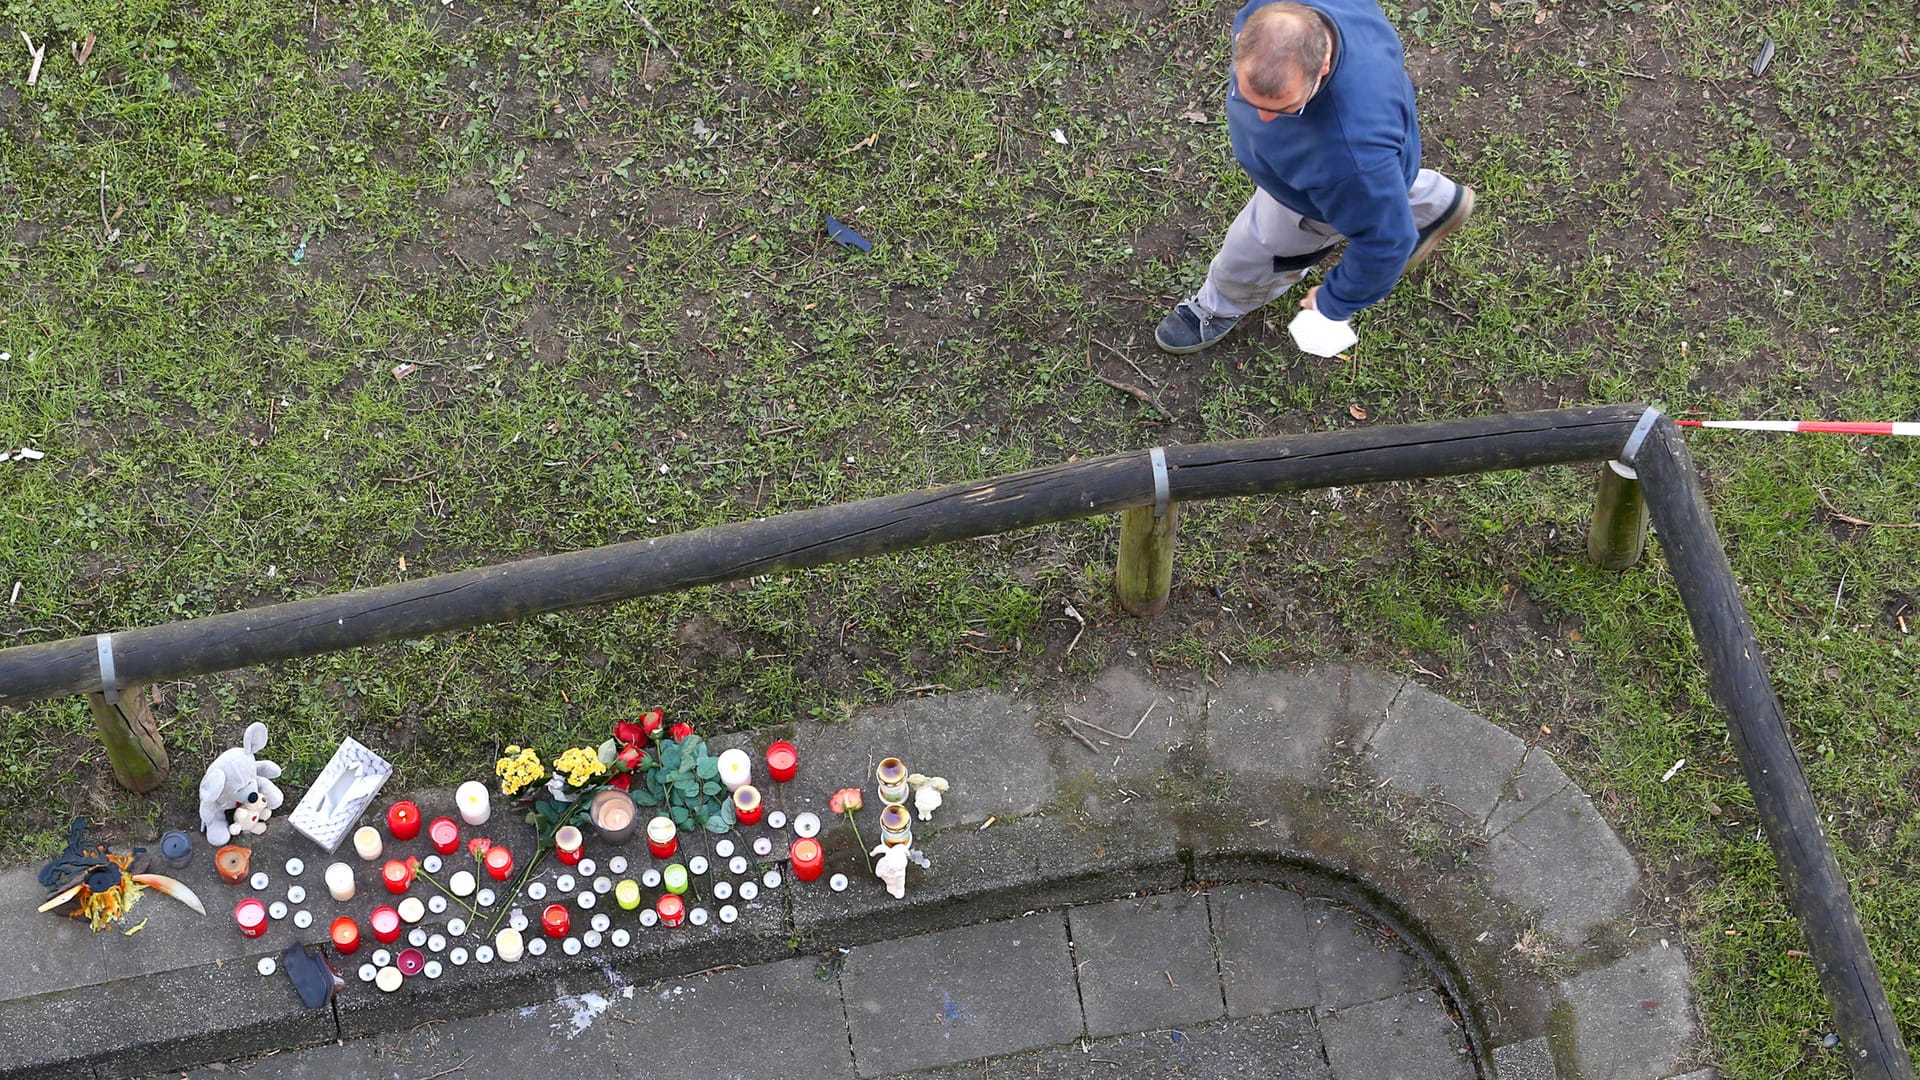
[704,813,730,834]
[701,780,721,796]
[677,778,699,798]
[597,739,618,766]
[630,787,660,807]
[659,741,682,771]
[696,756,719,780]
[671,806,693,829]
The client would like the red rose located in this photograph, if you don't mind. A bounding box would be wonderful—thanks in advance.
[617,744,643,770]
[640,709,666,737]
[613,720,644,746]
[669,722,694,741]
[610,772,632,790]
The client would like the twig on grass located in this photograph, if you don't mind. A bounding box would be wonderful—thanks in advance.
[1090,368,1172,421]
[1091,337,1161,389]
[1816,488,1920,529]
[20,31,45,86]
[1058,718,1100,752]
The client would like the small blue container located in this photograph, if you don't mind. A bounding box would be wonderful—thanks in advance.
[160,830,193,868]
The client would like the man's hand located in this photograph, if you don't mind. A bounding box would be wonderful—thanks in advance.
[1299,285,1320,312]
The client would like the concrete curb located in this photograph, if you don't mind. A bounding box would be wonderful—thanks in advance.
[0,665,1710,1079]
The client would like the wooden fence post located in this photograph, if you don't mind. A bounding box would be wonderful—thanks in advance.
[1115,447,1179,617]
[88,688,169,793]
[1588,459,1648,569]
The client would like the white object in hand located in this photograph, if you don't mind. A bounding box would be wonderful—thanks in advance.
[1288,305,1358,358]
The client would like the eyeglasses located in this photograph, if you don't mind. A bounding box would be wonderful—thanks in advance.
[1226,68,1324,118]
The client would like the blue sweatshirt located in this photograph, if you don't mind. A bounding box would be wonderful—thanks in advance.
[1227,0,1422,321]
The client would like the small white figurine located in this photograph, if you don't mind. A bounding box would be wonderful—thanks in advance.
[197,721,285,846]
[907,773,949,822]
[229,801,270,837]
[870,843,910,899]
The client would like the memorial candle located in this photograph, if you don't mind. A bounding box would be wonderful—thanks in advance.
[731,784,764,826]
[589,789,637,843]
[386,800,421,841]
[646,816,677,860]
[555,824,584,866]
[352,826,383,862]
[790,837,824,882]
[234,898,268,939]
[484,844,514,882]
[382,858,414,894]
[370,905,402,944]
[325,862,356,902]
[715,748,753,791]
[455,780,491,826]
[656,893,685,928]
[428,816,460,855]
[330,917,362,954]
[542,903,570,938]
[765,741,798,782]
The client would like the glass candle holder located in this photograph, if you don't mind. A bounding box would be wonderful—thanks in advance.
[234,898,267,939]
[386,800,421,841]
[484,844,514,881]
[589,789,638,843]
[656,893,685,928]
[370,905,402,944]
[790,837,825,882]
[732,785,764,826]
[646,816,677,860]
[381,859,413,894]
[765,741,798,782]
[555,825,585,866]
[428,817,460,855]
[331,917,361,954]
[542,903,570,938]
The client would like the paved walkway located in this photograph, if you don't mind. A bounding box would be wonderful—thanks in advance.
[178,885,1470,1080]
[0,666,1715,1079]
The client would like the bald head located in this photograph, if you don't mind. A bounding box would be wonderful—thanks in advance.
[1235,2,1333,99]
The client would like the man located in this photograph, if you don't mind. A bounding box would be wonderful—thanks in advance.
[1155,0,1473,355]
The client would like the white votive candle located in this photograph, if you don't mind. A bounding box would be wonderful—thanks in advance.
[449,870,476,898]
[456,780,491,826]
[353,826,383,862]
[715,747,753,791]
[495,928,524,963]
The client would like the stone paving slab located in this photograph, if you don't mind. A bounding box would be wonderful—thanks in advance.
[1067,891,1223,1038]
[1361,682,1529,824]
[1320,989,1477,1080]
[1484,783,1639,945]
[1213,882,1318,1017]
[840,913,1082,1077]
[602,957,857,1079]
[1492,1035,1559,1080]
[885,1010,1334,1079]
[1309,900,1425,1009]
[1205,667,1357,787]
[1557,943,1697,1080]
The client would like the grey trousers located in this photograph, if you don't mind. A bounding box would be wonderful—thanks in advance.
[1194,169,1460,318]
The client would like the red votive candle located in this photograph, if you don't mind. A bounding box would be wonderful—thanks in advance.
[656,893,685,928]
[765,741,798,782]
[381,858,413,894]
[542,903,571,938]
[428,816,460,855]
[370,905,402,944]
[484,844,514,881]
[732,784,764,826]
[646,816,677,860]
[790,837,824,882]
[234,897,268,939]
[386,800,421,841]
[331,917,362,955]
[555,824,584,866]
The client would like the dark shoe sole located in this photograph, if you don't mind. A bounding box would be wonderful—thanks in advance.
[1405,185,1474,274]
[1154,325,1229,355]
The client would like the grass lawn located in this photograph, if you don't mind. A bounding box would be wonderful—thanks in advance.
[2,0,1916,1072]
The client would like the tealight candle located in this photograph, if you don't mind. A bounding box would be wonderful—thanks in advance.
[370,906,402,944]
[765,741,798,782]
[715,747,753,791]
[790,837,824,882]
[732,784,764,826]
[656,893,685,928]
[449,870,476,898]
[376,966,403,993]
[589,789,637,843]
[484,844,513,882]
[234,898,268,939]
[325,862,355,902]
[495,928,524,962]
[397,896,426,924]
[352,826,383,862]
[555,824,584,866]
[381,859,413,894]
[456,780,491,826]
[331,917,361,954]
[386,800,421,841]
[663,864,689,895]
[428,816,460,855]
[646,816,677,860]
[542,903,570,938]
[615,879,641,910]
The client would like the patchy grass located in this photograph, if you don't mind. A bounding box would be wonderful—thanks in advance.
[2,0,1917,1071]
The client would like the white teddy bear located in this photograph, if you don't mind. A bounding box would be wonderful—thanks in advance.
[198,722,285,846]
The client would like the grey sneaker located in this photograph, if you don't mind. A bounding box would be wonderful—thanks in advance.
[1154,300,1240,355]
[1405,184,1475,274]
